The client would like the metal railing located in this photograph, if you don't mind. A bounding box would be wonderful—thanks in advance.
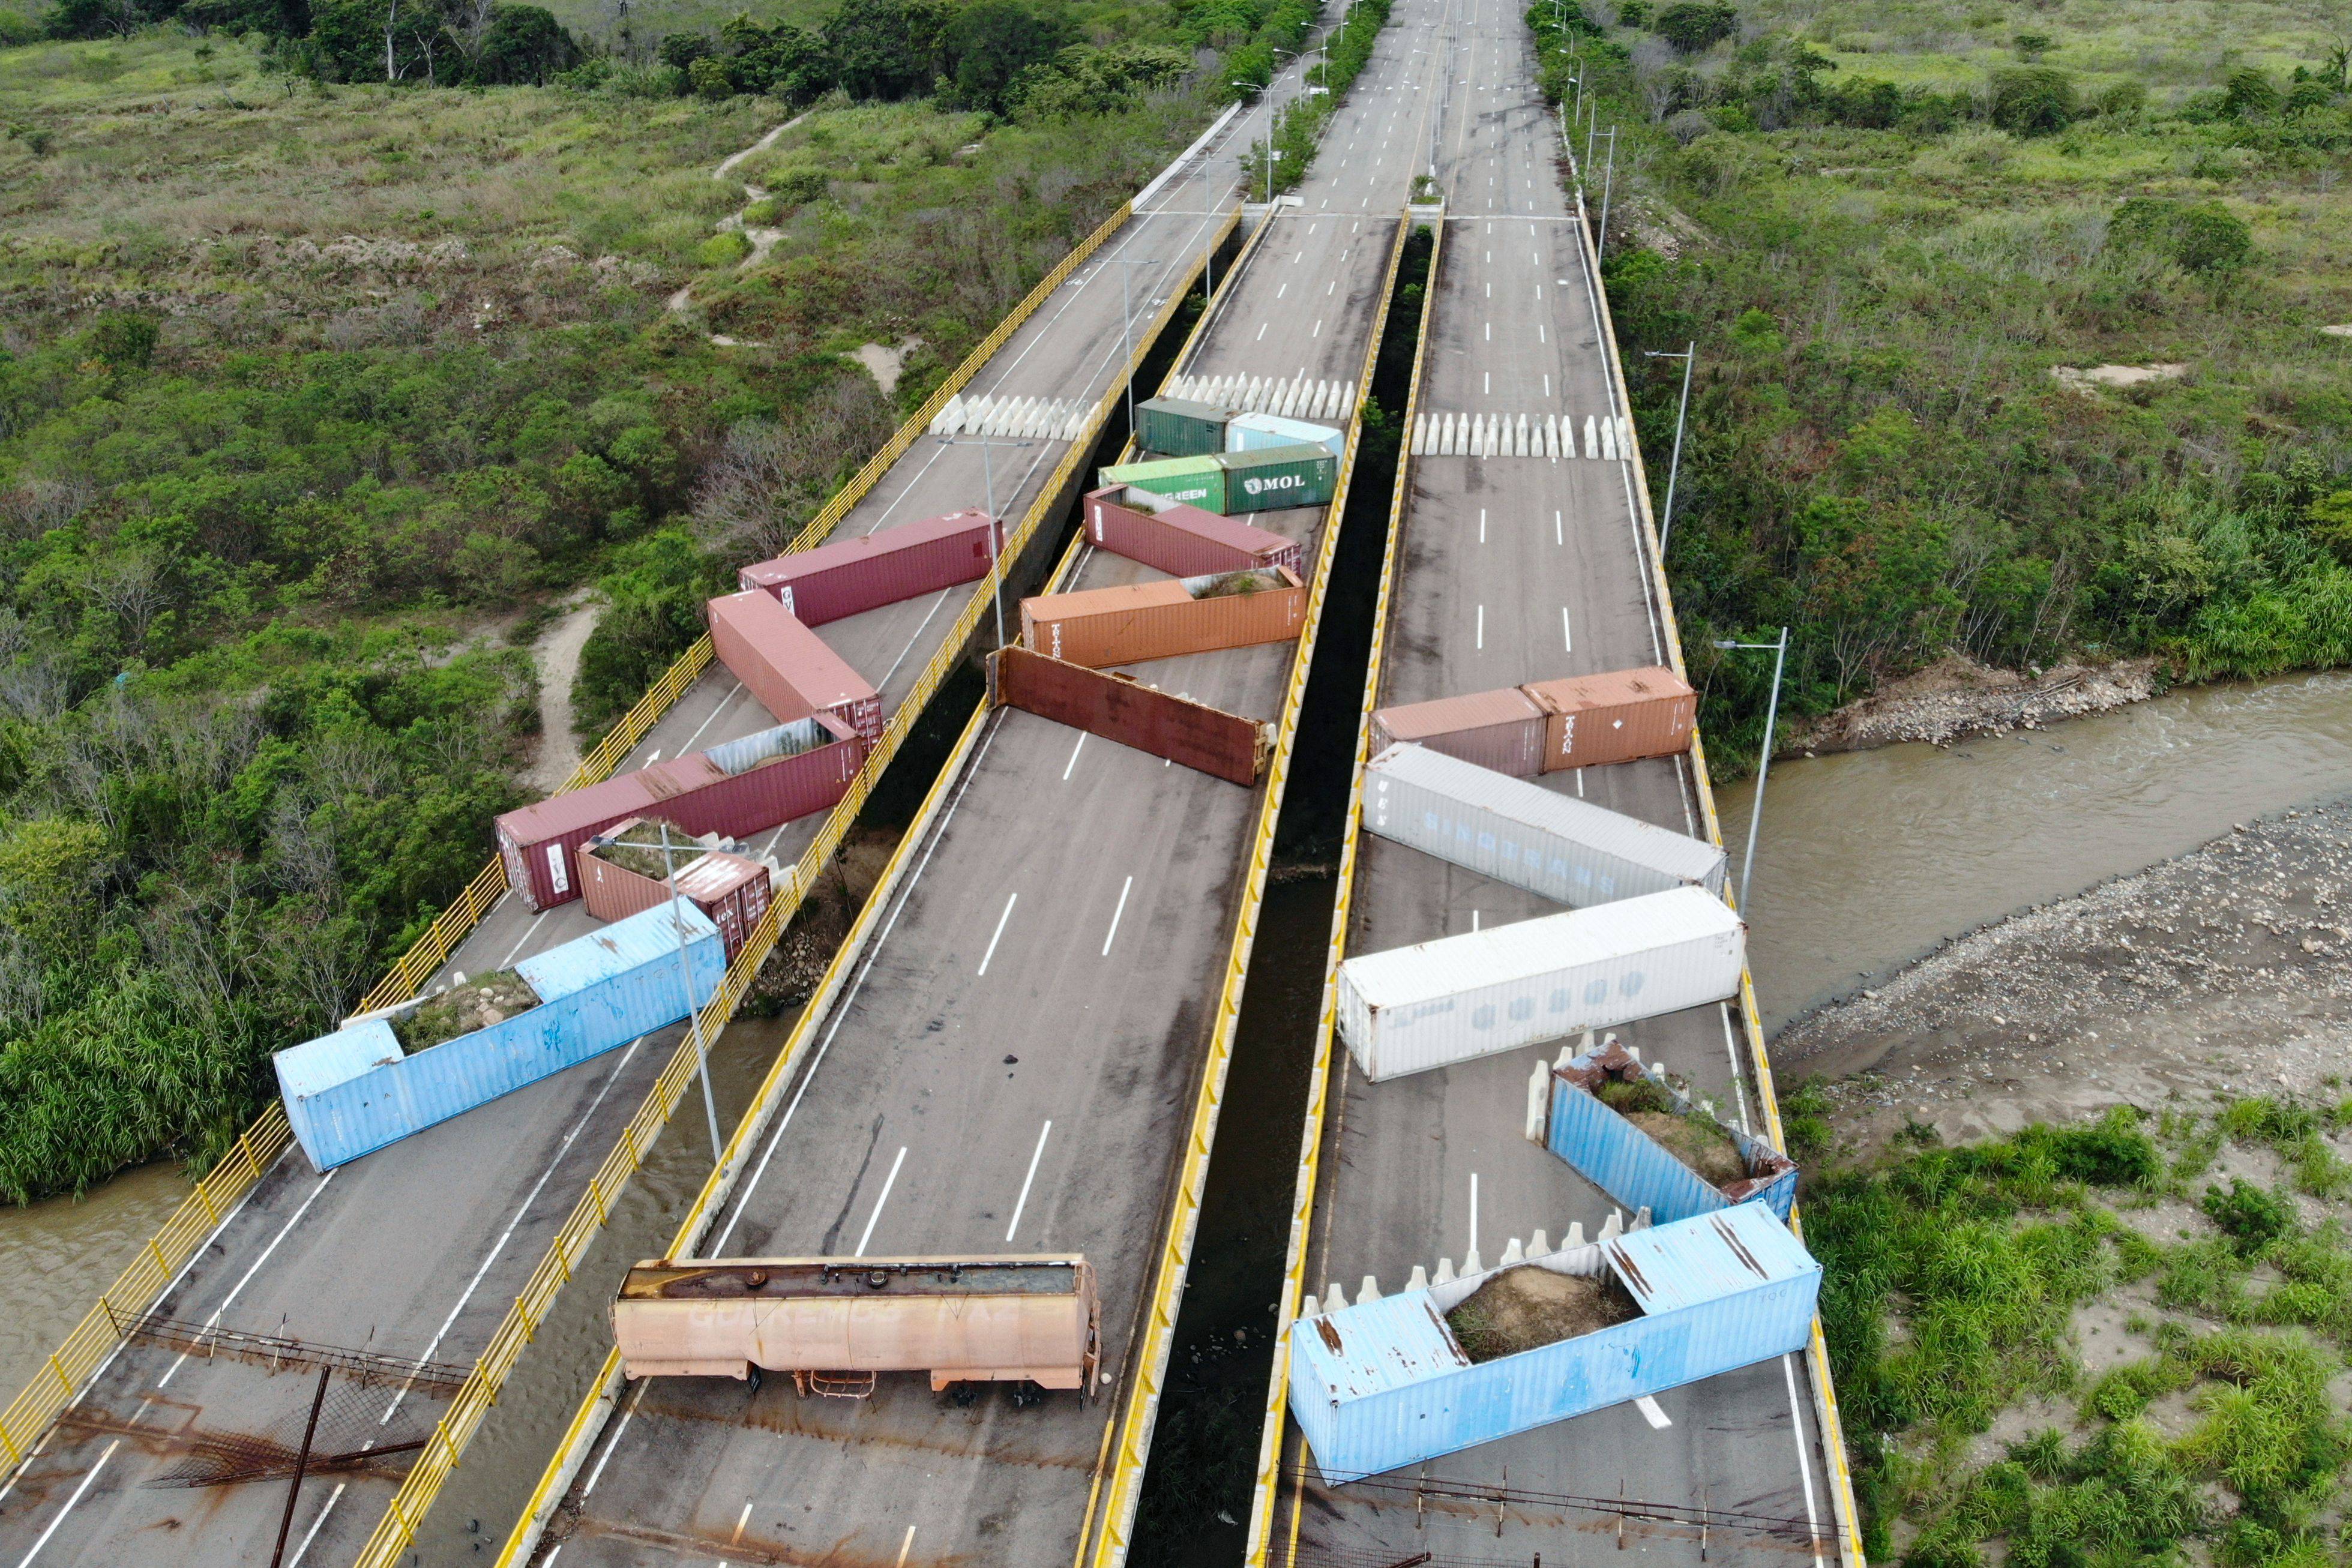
[1083,208,1418,1568]
[1244,208,1445,1568]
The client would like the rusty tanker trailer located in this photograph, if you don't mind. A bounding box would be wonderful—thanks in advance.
[610,1257,1101,1398]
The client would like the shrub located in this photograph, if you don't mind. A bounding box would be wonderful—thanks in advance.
[1988,66,2076,134]
[695,230,751,267]
[1652,0,1734,52]
[2201,1179,2294,1255]
[2221,68,2281,120]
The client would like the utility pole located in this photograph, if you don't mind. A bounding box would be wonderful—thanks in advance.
[1713,629,1790,915]
[1644,343,1696,555]
[1108,257,1164,441]
[1595,126,1618,260]
[941,436,1034,649]
[654,821,724,1163]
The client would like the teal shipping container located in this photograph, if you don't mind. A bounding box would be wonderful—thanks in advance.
[1101,443,1337,517]
[1135,396,1238,457]
[1226,410,1348,461]
[275,903,726,1171]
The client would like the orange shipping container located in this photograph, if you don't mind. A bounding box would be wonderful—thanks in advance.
[1523,665,1697,770]
[1019,566,1305,668]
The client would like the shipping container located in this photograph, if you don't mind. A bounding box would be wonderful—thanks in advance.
[1362,742,1726,906]
[1020,566,1306,668]
[275,903,727,1170]
[736,509,1003,626]
[1083,485,1305,578]
[990,646,1272,785]
[1226,410,1347,461]
[1523,665,1698,772]
[581,820,774,958]
[1368,687,1548,778]
[612,1255,1099,1392]
[1100,444,1338,515]
[495,714,862,912]
[1136,396,1238,458]
[1335,886,1745,1081]
[708,589,883,742]
[1286,1204,1820,1482]
[1545,1040,1799,1224]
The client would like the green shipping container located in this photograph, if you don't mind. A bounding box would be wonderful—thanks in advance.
[1136,396,1236,458]
[1102,443,1338,517]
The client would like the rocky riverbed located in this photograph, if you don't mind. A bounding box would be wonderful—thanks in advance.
[1783,653,2163,753]
[1773,795,2352,1153]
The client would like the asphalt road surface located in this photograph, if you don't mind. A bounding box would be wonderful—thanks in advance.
[524,5,1464,1565]
[1261,2,1844,1564]
[0,103,1257,1568]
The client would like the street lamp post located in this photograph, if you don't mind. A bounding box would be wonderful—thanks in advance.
[649,821,724,1163]
[1713,628,1789,915]
[1596,125,1618,259]
[1236,50,1297,207]
[1644,342,1696,556]
[1107,257,1163,443]
[940,435,1033,650]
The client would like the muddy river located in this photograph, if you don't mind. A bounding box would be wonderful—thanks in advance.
[8,669,2352,1531]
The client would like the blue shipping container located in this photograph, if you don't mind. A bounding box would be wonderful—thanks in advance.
[1545,1046,1799,1224]
[1287,1204,1820,1481]
[275,903,726,1170]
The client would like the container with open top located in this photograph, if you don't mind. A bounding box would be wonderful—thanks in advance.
[1362,742,1725,906]
[1286,1204,1820,1481]
[708,589,882,742]
[1544,1037,1799,1224]
[1335,886,1746,1080]
[735,509,1003,626]
[1020,565,1306,668]
[1098,443,1338,515]
[1083,485,1305,578]
[611,1255,1101,1397]
[1523,665,1697,771]
[580,819,774,958]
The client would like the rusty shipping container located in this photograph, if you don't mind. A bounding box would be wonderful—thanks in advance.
[1370,686,1550,778]
[990,646,1272,785]
[1524,665,1697,771]
[736,509,1004,626]
[1135,395,1238,457]
[1083,485,1305,578]
[611,1256,1101,1392]
[495,713,862,910]
[1019,566,1306,668]
[708,589,883,742]
[580,822,775,958]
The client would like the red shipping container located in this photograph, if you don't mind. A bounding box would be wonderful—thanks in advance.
[579,822,774,959]
[988,646,1271,786]
[1019,566,1306,668]
[1369,687,1549,778]
[1084,485,1304,578]
[737,509,1005,626]
[1523,665,1697,770]
[495,713,865,911]
[708,589,882,742]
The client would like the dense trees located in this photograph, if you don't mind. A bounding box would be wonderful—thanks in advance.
[38,0,582,85]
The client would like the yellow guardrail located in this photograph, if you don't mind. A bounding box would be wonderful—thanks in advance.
[1242,206,1442,1568]
[0,1107,293,1475]
[1081,208,1416,1568]
[461,209,1239,1568]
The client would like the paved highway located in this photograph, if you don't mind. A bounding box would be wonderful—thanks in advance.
[520,6,1459,1566]
[1258,2,1844,1564]
[0,106,1257,1568]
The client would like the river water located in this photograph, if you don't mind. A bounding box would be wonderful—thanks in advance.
[8,670,2352,1529]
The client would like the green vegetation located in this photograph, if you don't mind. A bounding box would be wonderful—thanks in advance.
[1799,1096,2352,1567]
[1240,0,1391,197]
[0,0,1305,1196]
[1527,0,2352,767]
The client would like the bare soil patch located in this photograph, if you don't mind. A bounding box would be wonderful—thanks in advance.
[1446,1266,1637,1362]
[1622,1110,1748,1186]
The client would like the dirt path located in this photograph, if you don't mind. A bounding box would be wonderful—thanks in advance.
[668,112,807,335]
[529,595,603,791]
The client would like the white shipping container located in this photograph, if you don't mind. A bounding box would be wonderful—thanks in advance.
[1337,887,1745,1081]
[1226,410,1348,461]
[1363,742,1726,906]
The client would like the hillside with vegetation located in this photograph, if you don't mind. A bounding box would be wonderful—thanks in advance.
[0,0,1327,1200]
[1530,0,2352,764]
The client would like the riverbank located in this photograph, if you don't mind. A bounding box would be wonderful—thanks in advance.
[1775,795,2352,1156]
[1782,653,2165,754]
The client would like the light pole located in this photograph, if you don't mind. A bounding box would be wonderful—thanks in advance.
[647,821,724,1162]
[940,435,1033,650]
[1595,125,1618,259]
[1713,628,1788,916]
[1107,256,1162,442]
[1644,342,1695,556]
[1236,50,1297,206]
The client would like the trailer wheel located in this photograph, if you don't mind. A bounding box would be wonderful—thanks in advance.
[950,1383,978,1408]
[747,1364,763,1396]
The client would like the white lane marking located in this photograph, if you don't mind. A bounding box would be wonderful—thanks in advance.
[874,584,955,694]
[977,892,1017,976]
[1062,731,1086,780]
[284,1481,348,1568]
[1468,1172,1479,1260]
[895,1526,919,1568]
[1470,910,1479,931]
[677,680,747,754]
[1478,508,1486,544]
[1277,283,1288,299]
[1719,1005,1751,1132]
[1635,1395,1673,1429]
[1484,371,1490,393]
[1101,876,1134,956]
[1783,1353,1828,1568]
[498,912,547,968]
[1313,319,1323,337]
[1485,322,1491,340]
[380,1032,649,1425]
[1327,280,1335,295]
[1562,607,1574,652]
[735,1501,754,1543]
[582,1383,647,1498]
[1544,373,1552,397]
[1256,323,1268,340]
[854,1146,908,1257]
[1555,509,1563,545]
[1475,605,1484,649]
[16,1438,118,1568]
[1006,1120,1054,1241]
[161,1171,338,1387]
